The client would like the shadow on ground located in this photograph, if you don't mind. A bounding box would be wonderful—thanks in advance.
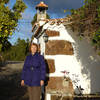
[0,71,28,100]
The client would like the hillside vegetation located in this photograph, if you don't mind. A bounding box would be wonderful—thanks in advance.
[0,0,27,52]
[69,0,100,55]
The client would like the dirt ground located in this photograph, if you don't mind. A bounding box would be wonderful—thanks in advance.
[1,61,100,100]
[0,61,28,100]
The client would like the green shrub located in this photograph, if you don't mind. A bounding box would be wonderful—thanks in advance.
[2,38,30,61]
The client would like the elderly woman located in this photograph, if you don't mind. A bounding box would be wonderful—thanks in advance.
[21,40,46,100]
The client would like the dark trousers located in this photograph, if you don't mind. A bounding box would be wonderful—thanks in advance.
[27,86,41,100]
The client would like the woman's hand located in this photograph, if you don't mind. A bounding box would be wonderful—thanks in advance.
[40,80,44,86]
[21,80,25,86]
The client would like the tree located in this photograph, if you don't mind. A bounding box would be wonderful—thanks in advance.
[70,0,100,54]
[0,0,9,4]
[2,38,30,61]
[92,28,100,49]
[0,0,27,51]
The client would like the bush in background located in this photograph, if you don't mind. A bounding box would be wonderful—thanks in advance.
[2,38,30,61]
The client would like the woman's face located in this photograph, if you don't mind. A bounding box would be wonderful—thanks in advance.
[31,45,37,54]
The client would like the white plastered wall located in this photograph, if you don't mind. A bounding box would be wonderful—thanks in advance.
[39,22,100,94]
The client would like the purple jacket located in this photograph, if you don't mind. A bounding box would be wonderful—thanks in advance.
[21,52,46,86]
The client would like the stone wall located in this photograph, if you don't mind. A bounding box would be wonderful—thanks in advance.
[45,59,55,73]
[46,77,73,95]
[45,40,74,55]
[45,30,60,37]
[51,95,73,100]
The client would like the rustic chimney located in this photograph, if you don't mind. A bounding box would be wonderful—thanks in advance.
[36,1,48,21]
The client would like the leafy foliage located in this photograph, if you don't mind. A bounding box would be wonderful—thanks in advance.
[0,0,9,4]
[69,0,100,53]
[92,28,100,49]
[84,0,96,4]
[31,13,37,26]
[2,38,30,61]
[95,5,100,23]
[0,0,27,51]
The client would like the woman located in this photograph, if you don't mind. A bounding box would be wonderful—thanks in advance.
[21,42,46,100]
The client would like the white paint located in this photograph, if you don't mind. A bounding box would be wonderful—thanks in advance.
[39,20,46,26]
[39,35,45,55]
[39,22,91,94]
[58,24,75,42]
[38,20,100,94]
[45,55,90,94]
[43,23,75,43]
[66,28,100,94]
[46,93,51,100]
[32,38,38,44]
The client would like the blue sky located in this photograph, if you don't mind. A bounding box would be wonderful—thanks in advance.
[8,0,84,45]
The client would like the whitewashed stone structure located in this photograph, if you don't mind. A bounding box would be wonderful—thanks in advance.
[32,1,100,100]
